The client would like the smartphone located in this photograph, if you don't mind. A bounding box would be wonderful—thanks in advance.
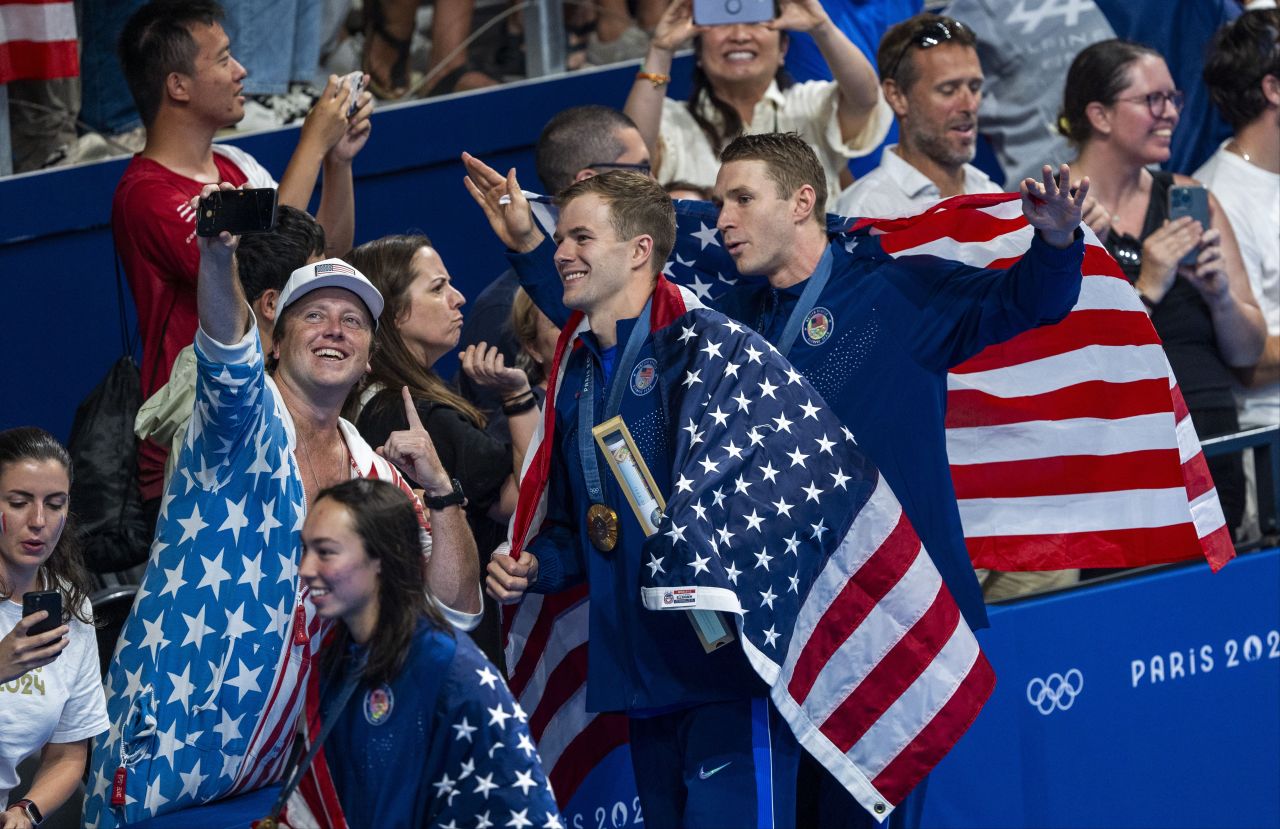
[342,70,367,118]
[196,187,279,237]
[1168,185,1209,266]
[693,0,776,27]
[22,590,62,636]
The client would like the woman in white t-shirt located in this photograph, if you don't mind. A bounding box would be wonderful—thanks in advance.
[0,427,109,829]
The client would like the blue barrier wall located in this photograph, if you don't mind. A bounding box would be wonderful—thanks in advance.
[0,58,694,439]
[924,548,1280,828]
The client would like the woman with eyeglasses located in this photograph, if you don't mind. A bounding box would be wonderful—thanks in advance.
[1061,39,1265,531]
[623,0,891,197]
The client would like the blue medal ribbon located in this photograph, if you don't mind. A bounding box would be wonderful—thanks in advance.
[578,298,653,505]
[776,245,834,358]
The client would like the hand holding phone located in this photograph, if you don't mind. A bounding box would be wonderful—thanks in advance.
[342,70,367,118]
[1167,185,1210,267]
[196,187,280,237]
[22,590,62,636]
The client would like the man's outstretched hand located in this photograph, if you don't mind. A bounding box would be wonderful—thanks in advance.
[462,152,544,254]
[1021,163,1088,249]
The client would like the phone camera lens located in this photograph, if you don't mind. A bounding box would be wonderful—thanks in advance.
[725,0,741,12]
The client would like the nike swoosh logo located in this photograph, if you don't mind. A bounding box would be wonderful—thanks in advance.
[698,761,732,780]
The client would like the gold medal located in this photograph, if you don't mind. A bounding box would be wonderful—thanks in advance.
[587,503,619,552]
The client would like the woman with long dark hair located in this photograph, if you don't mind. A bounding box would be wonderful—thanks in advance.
[1061,40,1266,531]
[283,478,557,828]
[347,234,537,664]
[0,427,108,828]
[623,0,889,196]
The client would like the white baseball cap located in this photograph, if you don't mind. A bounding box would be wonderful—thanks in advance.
[277,258,384,328]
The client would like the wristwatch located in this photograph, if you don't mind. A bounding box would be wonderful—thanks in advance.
[421,478,465,511]
[10,799,43,826]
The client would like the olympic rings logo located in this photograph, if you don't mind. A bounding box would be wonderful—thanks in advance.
[1025,669,1084,715]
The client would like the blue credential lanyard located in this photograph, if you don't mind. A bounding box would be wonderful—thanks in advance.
[578,297,653,505]
[775,244,834,358]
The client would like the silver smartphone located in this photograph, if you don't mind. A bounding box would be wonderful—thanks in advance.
[342,70,367,117]
[693,0,775,27]
[1168,185,1209,266]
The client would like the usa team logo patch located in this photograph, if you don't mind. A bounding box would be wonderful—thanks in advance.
[631,358,658,396]
[803,307,834,346]
[363,684,394,725]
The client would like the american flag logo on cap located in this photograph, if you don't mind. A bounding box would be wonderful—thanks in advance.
[315,262,357,276]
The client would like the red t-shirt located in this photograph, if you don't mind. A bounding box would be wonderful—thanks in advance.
[112,146,274,500]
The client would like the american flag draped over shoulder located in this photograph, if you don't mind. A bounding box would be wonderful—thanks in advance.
[667,192,1234,573]
[0,0,78,83]
[504,276,993,817]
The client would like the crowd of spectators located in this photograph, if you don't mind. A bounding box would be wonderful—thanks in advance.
[2,0,1278,826]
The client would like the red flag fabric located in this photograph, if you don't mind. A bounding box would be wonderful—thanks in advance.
[849,193,1233,572]
[0,1,79,83]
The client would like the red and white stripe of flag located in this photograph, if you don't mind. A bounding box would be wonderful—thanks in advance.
[858,193,1233,572]
[0,1,78,83]
[756,475,994,812]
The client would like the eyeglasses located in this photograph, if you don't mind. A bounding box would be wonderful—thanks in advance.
[1115,90,1185,117]
[587,161,653,176]
[883,19,969,82]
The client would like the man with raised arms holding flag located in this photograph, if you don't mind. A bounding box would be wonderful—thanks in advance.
[480,170,995,826]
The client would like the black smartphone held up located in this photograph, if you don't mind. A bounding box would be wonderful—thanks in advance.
[196,187,279,237]
[1167,184,1210,266]
[22,590,62,636]
[693,0,776,27]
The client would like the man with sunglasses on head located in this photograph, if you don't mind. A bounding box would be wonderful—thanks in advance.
[457,105,653,417]
[839,13,1080,605]
[834,14,1001,218]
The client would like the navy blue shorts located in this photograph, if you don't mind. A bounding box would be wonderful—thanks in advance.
[629,697,801,829]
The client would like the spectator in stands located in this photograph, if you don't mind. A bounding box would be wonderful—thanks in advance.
[1062,39,1266,530]
[134,205,328,491]
[221,0,325,128]
[456,105,651,415]
[835,13,999,218]
[947,0,1238,187]
[467,287,559,449]
[113,0,373,516]
[624,0,891,196]
[1197,10,1279,431]
[361,0,497,98]
[508,287,559,395]
[0,428,108,829]
[85,188,482,827]
[349,235,538,665]
[291,478,558,828]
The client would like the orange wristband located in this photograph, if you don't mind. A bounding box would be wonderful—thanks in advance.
[636,71,671,87]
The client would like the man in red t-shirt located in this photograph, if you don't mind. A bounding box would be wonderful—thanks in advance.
[113,0,374,504]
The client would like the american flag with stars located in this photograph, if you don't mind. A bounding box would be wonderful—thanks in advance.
[506,277,993,818]
[508,190,1232,814]
[284,632,563,829]
[84,331,424,827]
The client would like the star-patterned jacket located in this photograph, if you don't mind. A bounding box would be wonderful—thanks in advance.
[85,324,478,827]
[284,622,562,829]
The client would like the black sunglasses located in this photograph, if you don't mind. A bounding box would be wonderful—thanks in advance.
[587,161,653,176]
[883,19,969,82]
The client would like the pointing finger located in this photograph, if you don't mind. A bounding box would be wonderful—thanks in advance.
[402,386,426,432]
